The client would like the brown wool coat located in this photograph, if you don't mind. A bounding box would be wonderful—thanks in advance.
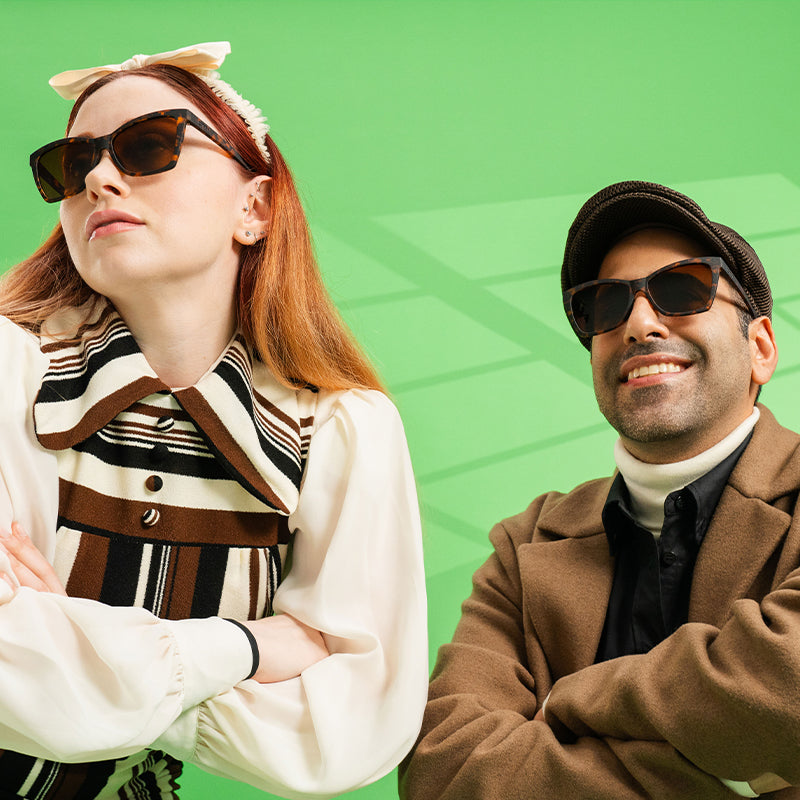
[401,405,800,800]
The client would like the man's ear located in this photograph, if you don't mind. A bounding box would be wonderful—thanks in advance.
[749,316,778,391]
[233,176,271,245]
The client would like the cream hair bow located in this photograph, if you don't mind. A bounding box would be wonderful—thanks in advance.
[48,41,271,165]
[49,41,231,99]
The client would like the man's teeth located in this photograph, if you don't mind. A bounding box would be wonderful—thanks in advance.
[627,363,682,381]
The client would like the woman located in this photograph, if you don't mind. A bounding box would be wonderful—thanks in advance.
[0,42,427,799]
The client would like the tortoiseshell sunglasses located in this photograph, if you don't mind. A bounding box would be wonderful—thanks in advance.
[30,108,255,202]
[563,257,758,338]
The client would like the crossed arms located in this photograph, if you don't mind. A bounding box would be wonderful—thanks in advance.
[400,495,799,799]
[0,316,428,799]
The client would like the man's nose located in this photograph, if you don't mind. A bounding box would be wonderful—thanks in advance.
[622,291,670,342]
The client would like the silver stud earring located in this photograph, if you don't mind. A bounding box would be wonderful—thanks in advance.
[245,231,253,238]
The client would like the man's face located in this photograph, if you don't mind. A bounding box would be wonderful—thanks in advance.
[590,228,757,463]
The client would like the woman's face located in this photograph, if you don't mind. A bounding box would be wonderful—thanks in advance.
[59,76,254,308]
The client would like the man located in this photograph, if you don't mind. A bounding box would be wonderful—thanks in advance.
[400,181,800,798]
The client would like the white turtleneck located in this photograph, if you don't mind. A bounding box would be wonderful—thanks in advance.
[613,407,760,539]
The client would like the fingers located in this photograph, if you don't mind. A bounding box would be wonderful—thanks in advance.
[0,524,66,595]
[242,614,330,683]
[282,614,330,660]
[0,545,46,592]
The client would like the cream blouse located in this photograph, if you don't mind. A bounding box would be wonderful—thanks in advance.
[0,311,428,798]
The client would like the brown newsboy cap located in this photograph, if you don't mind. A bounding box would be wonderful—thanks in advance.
[561,180,772,348]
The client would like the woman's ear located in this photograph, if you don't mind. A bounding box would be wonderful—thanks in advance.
[234,176,271,245]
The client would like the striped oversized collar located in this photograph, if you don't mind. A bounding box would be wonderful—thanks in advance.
[34,301,316,515]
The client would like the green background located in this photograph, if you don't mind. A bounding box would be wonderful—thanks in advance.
[3,0,800,797]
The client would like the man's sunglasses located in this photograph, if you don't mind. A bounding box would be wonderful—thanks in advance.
[563,257,758,338]
[30,108,255,203]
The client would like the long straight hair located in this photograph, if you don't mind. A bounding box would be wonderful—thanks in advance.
[1,65,383,392]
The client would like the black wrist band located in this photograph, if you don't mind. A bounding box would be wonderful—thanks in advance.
[225,618,259,680]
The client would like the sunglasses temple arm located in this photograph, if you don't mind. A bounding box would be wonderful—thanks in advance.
[188,116,257,173]
[723,267,760,318]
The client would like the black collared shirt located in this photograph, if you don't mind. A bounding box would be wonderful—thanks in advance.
[595,434,752,662]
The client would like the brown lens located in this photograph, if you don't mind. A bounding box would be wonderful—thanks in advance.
[37,140,97,200]
[648,262,714,314]
[572,282,632,335]
[112,116,180,175]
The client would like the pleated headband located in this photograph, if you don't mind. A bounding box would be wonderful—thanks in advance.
[48,41,271,166]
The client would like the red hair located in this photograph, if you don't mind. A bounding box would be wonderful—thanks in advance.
[1,65,383,392]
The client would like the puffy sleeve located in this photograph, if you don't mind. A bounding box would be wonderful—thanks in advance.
[0,318,254,762]
[155,389,429,798]
[0,317,59,559]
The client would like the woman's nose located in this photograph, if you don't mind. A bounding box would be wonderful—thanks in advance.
[83,151,131,201]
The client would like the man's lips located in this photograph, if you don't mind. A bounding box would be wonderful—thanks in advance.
[619,355,691,384]
[86,210,144,241]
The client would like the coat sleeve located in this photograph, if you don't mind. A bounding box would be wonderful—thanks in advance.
[399,511,740,800]
[0,318,254,762]
[544,566,800,786]
[154,389,429,800]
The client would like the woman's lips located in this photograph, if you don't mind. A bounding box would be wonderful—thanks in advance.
[89,220,144,240]
[85,209,144,240]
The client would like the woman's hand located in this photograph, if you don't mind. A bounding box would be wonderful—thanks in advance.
[242,614,329,683]
[0,523,66,595]
[0,524,328,682]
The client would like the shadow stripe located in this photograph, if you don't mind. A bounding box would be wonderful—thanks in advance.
[322,215,592,386]
[418,422,609,484]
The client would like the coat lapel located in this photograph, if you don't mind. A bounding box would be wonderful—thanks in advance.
[690,406,799,625]
[519,535,614,679]
[690,489,790,625]
[519,478,615,679]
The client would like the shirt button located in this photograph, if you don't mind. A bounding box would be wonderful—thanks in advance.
[156,416,174,432]
[150,443,169,463]
[141,509,160,528]
[674,494,685,512]
[661,551,678,566]
[145,475,164,492]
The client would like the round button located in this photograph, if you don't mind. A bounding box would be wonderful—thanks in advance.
[156,416,174,432]
[145,475,164,492]
[150,443,169,464]
[674,494,686,512]
[141,509,160,528]
[661,551,678,566]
